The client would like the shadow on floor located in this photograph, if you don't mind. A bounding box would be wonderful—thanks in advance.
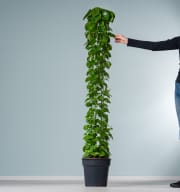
[108,180,174,187]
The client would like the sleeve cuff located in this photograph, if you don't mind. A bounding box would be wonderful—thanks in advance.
[127,38,134,46]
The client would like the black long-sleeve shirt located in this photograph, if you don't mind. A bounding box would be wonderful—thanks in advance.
[127,36,180,82]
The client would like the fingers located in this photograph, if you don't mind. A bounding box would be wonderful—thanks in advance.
[115,34,128,44]
[115,34,122,43]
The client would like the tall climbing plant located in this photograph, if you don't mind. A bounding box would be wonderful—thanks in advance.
[83,7,115,158]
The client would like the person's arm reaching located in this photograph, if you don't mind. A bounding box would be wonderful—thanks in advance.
[115,34,180,51]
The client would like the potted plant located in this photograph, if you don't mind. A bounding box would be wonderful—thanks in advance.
[82,7,115,187]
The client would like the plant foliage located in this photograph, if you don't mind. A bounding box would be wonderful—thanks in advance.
[83,7,115,158]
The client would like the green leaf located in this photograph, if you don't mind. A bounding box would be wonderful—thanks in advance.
[110,12,115,22]
[105,62,111,69]
[102,11,110,21]
[99,151,106,157]
[83,125,88,130]
[83,9,92,20]
[108,32,115,38]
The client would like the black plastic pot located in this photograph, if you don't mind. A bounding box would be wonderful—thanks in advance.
[82,158,111,187]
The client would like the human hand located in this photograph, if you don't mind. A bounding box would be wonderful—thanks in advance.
[115,34,128,44]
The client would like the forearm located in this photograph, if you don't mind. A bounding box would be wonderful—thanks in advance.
[127,37,179,51]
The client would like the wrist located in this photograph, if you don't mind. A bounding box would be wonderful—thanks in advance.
[125,38,128,45]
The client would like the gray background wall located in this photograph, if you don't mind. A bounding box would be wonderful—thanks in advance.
[0,0,180,176]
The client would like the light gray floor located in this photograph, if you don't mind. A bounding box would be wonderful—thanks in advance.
[0,180,179,192]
